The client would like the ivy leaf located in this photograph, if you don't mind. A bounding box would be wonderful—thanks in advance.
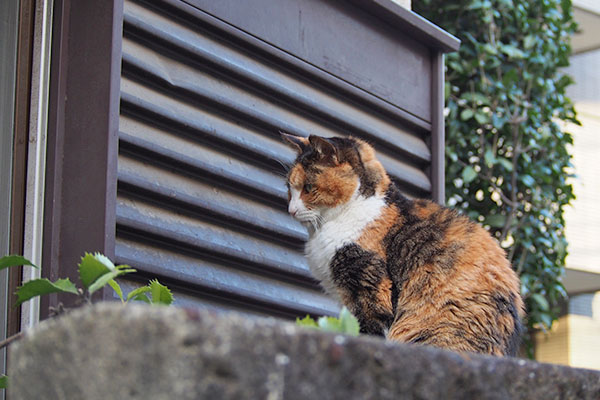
[537,237,553,248]
[317,316,343,332]
[15,278,78,306]
[497,157,513,171]
[523,35,536,49]
[462,93,490,105]
[531,293,550,312]
[0,375,7,389]
[539,313,553,329]
[296,314,318,328]
[500,44,526,59]
[78,253,112,288]
[460,109,474,121]
[149,279,173,306]
[107,279,124,302]
[132,293,151,304]
[462,166,478,184]
[126,286,152,303]
[467,0,492,10]
[0,255,38,272]
[93,253,116,270]
[502,68,519,86]
[339,307,360,336]
[474,111,489,124]
[485,214,506,228]
[297,308,359,335]
[88,268,136,295]
[520,175,536,188]
[484,149,496,167]
[79,253,135,293]
[492,113,506,129]
[483,43,498,55]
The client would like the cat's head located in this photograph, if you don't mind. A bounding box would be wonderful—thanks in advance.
[280,132,390,226]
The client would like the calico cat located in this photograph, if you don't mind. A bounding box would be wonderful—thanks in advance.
[281,132,525,356]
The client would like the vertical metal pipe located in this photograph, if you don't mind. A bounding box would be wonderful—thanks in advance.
[431,52,445,204]
[21,0,54,329]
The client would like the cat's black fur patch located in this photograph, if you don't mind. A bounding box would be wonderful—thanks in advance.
[330,243,394,336]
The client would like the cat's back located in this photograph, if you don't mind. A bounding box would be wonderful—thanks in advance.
[384,195,525,356]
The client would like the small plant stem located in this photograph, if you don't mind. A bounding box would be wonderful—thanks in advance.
[0,332,24,351]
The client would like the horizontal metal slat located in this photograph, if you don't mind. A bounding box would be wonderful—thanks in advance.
[114,277,336,319]
[120,76,432,194]
[161,0,434,122]
[115,238,338,317]
[135,0,434,131]
[119,109,287,205]
[118,154,307,246]
[123,0,432,159]
[116,195,312,283]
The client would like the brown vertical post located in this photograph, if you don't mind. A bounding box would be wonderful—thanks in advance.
[42,0,123,317]
[7,0,35,337]
[431,52,445,204]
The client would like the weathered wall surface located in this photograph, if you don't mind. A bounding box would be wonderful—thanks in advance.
[9,304,600,399]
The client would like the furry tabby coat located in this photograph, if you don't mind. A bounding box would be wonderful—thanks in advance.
[282,133,525,356]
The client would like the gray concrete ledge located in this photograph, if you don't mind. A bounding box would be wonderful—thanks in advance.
[9,303,600,399]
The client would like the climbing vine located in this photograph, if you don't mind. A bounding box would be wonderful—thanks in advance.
[414,0,579,352]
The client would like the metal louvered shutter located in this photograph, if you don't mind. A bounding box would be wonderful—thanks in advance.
[115,0,456,318]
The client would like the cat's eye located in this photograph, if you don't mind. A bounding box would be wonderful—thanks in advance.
[303,183,313,193]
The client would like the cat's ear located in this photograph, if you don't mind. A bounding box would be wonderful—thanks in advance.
[280,131,309,153]
[309,135,338,163]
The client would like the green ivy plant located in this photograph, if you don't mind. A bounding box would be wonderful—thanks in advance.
[0,253,173,308]
[296,307,360,336]
[414,0,578,353]
[0,253,173,389]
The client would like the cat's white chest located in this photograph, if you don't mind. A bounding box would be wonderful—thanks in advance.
[305,194,386,300]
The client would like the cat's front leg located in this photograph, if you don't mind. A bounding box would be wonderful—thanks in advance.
[329,244,395,336]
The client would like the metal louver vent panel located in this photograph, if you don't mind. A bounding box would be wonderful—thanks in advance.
[117,0,435,318]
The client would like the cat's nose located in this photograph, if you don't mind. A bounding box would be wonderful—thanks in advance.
[288,205,298,217]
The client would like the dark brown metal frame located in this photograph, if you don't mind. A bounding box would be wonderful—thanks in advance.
[41,0,123,316]
[7,0,35,338]
[351,1,457,204]
[349,0,460,53]
[354,1,457,204]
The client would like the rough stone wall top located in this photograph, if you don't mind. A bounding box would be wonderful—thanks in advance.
[9,304,600,399]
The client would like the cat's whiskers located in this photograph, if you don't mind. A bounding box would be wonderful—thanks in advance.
[309,215,323,231]
[314,214,324,229]
[293,209,324,233]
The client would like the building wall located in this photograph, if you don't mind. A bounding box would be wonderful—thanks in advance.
[563,49,600,276]
[536,49,600,369]
[535,317,570,366]
[536,293,600,370]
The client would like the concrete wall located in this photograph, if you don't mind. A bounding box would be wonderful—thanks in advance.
[9,304,600,400]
